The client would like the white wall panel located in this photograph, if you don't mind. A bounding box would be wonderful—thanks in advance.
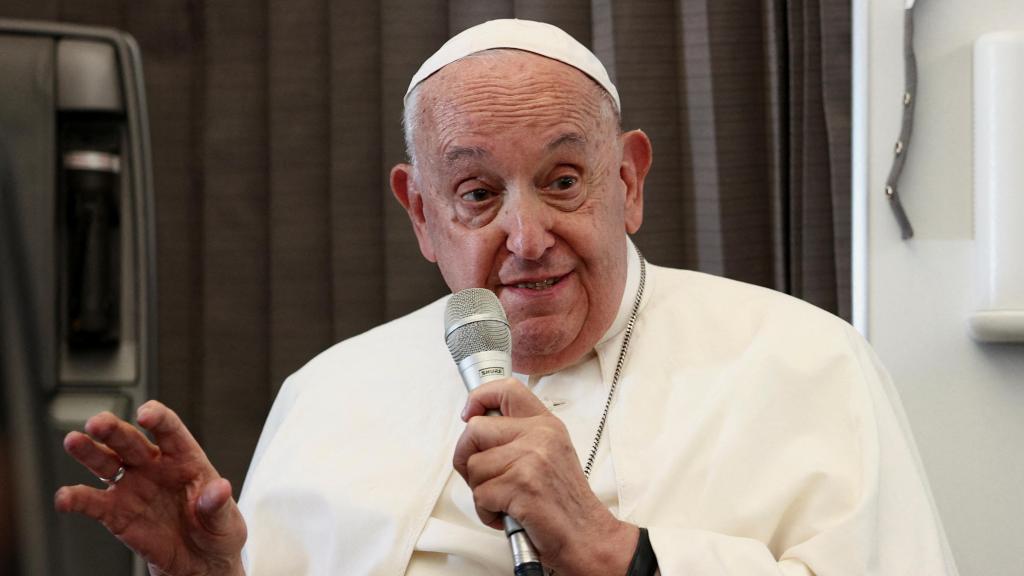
[858,2,1024,574]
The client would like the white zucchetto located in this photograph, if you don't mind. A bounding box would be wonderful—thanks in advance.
[404,19,620,112]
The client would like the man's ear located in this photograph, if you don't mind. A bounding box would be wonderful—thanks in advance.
[619,130,652,234]
[390,163,437,262]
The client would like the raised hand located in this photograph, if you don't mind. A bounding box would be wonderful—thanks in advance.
[453,378,638,576]
[55,400,246,576]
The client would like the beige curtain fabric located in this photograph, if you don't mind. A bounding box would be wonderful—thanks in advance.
[3,0,850,490]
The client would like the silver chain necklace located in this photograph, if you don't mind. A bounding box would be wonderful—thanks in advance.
[546,246,646,576]
[582,244,646,479]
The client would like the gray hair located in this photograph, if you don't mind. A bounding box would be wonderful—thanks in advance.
[402,85,424,164]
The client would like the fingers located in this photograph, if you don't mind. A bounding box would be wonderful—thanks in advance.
[461,427,572,500]
[196,478,247,545]
[453,415,533,479]
[456,430,531,525]
[63,431,125,482]
[464,442,524,489]
[136,400,201,457]
[85,412,160,467]
[54,484,111,520]
[472,476,516,530]
[454,408,588,542]
[462,378,549,421]
[197,478,232,524]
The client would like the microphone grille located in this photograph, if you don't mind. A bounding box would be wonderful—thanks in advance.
[444,288,511,363]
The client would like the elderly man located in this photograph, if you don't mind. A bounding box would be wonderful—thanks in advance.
[56,19,956,576]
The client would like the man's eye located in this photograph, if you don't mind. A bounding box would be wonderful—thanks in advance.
[460,189,493,202]
[553,176,578,190]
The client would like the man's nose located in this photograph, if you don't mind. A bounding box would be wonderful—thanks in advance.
[500,188,554,261]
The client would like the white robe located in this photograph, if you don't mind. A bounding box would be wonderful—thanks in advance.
[238,246,957,575]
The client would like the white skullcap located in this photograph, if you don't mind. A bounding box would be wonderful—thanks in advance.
[405,19,620,112]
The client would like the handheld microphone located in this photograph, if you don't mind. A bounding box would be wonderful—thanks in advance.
[444,288,546,576]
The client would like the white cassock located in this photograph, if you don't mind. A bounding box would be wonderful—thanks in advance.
[238,238,958,575]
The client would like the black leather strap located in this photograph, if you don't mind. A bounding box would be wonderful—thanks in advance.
[626,527,658,576]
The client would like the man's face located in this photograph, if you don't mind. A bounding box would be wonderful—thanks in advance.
[393,51,650,375]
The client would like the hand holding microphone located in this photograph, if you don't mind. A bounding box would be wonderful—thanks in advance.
[445,288,545,576]
[446,288,641,576]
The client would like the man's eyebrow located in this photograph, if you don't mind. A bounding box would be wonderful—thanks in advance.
[444,145,489,165]
[547,132,588,151]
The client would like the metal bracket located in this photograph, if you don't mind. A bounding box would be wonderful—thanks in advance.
[883,4,920,239]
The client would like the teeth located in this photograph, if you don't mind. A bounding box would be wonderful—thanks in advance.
[516,277,559,290]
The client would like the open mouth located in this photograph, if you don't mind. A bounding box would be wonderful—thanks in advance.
[512,275,564,290]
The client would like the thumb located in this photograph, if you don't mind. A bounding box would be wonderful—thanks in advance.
[196,478,241,537]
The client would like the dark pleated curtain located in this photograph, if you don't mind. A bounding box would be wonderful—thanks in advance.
[1,0,850,491]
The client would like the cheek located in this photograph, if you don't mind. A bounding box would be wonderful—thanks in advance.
[430,223,505,291]
[560,200,622,260]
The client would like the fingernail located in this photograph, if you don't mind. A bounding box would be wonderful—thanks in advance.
[460,403,468,421]
[198,488,212,511]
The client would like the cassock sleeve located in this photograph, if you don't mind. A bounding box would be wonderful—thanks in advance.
[237,375,304,573]
[645,325,958,575]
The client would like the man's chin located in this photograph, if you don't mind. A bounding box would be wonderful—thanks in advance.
[510,323,581,374]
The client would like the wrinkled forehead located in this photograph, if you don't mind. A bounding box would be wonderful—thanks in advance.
[420,49,611,111]
[412,52,615,156]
